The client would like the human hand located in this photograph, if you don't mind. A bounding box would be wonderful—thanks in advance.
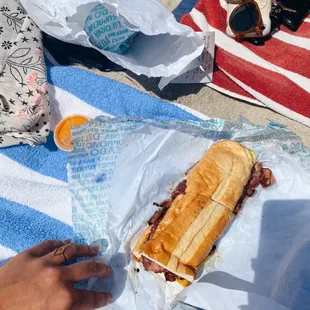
[0,240,112,310]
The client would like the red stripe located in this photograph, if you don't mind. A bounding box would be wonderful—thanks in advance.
[195,0,226,31]
[212,63,256,100]
[180,14,202,32]
[181,14,257,101]
[242,37,310,79]
[217,48,310,117]
[181,1,310,119]
[189,0,310,80]
[281,21,310,39]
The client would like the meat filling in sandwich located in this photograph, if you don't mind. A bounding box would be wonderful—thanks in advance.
[133,141,275,286]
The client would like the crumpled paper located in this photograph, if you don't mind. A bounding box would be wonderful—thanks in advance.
[67,117,310,310]
[20,0,204,78]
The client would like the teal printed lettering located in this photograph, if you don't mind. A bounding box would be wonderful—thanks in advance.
[78,158,95,165]
[90,146,120,156]
[74,147,86,153]
[72,165,96,172]
[85,14,92,23]
[94,24,116,38]
[87,15,116,33]
[94,8,108,19]
[99,38,110,48]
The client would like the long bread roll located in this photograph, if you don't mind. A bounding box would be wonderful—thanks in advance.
[133,140,274,285]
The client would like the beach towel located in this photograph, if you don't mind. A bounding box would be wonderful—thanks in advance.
[0,55,208,265]
[1,0,309,268]
[180,0,310,126]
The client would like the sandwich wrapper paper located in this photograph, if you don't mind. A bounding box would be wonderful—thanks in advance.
[20,0,204,78]
[67,117,310,310]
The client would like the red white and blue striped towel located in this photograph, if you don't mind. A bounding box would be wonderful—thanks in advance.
[181,0,310,126]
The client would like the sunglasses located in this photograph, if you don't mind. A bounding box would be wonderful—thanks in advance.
[229,0,265,37]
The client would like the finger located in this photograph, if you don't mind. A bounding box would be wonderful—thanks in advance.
[26,240,69,257]
[65,260,111,283]
[73,289,112,310]
[46,243,99,265]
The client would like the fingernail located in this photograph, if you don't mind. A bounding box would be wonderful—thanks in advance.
[90,245,99,253]
[106,265,112,273]
[64,239,71,244]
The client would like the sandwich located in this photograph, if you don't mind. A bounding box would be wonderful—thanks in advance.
[132,140,275,286]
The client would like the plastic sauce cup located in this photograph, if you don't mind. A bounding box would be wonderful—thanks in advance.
[54,115,89,151]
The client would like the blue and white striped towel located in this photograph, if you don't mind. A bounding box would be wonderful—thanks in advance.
[0,56,208,265]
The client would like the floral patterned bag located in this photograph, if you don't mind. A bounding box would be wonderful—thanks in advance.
[0,0,50,147]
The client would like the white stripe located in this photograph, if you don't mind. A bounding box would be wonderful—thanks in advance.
[207,83,266,107]
[0,175,72,225]
[0,245,16,261]
[0,157,72,226]
[49,84,113,131]
[219,0,227,10]
[274,31,310,51]
[0,155,66,186]
[305,18,310,23]
[190,9,310,93]
[50,83,210,124]
[220,67,310,127]
[170,102,210,120]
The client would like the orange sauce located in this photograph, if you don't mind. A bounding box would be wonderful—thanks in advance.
[54,115,89,151]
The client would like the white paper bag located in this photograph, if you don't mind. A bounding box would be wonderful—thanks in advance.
[159,32,215,90]
[20,0,204,78]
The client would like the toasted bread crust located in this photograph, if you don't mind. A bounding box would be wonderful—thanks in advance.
[133,141,256,282]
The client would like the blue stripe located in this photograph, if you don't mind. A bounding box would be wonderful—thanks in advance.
[0,133,68,182]
[47,66,199,122]
[1,65,199,182]
[173,0,197,21]
[0,197,73,253]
